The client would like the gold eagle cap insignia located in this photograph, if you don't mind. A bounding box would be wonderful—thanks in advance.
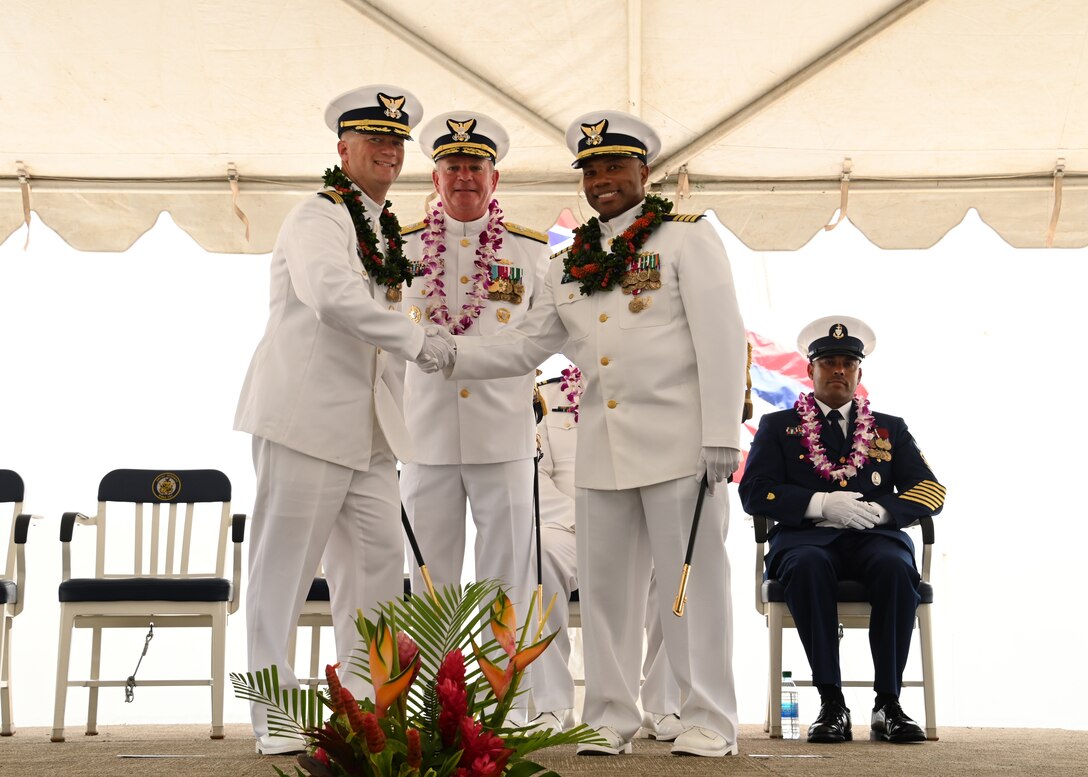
[378,93,405,119]
[832,323,845,339]
[581,119,607,147]
[447,118,476,142]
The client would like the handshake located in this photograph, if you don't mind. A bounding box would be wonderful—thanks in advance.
[816,491,886,530]
[415,325,457,373]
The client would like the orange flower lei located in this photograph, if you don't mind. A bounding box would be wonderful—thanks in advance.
[563,194,671,296]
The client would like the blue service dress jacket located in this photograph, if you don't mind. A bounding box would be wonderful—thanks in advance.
[738,403,946,569]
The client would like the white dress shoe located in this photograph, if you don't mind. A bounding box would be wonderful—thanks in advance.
[576,725,633,756]
[255,732,307,755]
[670,725,738,757]
[526,709,575,735]
[641,711,683,741]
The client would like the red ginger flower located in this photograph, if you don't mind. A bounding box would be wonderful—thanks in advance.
[324,663,345,716]
[361,711,386,754]
[340,686,366,734]
[437,650,468,746]
[406,727,422,769]
[457,716,512,774]
[397,631,420,668]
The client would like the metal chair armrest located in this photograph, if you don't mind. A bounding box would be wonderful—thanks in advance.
[229,514,247,614]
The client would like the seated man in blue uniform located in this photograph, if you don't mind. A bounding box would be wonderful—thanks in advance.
[739,316,945,745]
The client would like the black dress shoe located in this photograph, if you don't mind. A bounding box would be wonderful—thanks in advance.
[806,701,852,743]
[871,700,926,743]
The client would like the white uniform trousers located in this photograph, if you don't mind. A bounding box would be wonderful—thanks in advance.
[246,434,403,737]
[401,459,535,722]
[401,459,535,614]
[576,476,738,744]
[531,527,680,716]
[531,523,579,713]
[640,572,681,716]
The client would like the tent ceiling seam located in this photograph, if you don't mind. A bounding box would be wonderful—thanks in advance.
[648,0,934,183]
[338,0,565,146]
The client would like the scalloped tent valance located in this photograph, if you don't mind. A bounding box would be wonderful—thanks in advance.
[3,0,1086,252]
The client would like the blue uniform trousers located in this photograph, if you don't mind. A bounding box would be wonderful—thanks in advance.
[768,531,920,696]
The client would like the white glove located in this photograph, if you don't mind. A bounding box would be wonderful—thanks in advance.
[696,446,742,495]
[819,491,879,530]
[416,325,456,373]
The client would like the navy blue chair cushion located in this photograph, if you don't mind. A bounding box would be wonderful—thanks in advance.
[0,579,16,604]
[307,578,330,602]
[763,579,933,605]
[59,577,232,603]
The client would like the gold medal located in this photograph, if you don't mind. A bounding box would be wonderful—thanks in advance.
[629,296,652,313]
[496,308,511,323]
[386,285,402,303]
[408,305,422,323]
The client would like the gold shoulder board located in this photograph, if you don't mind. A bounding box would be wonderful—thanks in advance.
[316,190,344,205]
[662,212,705,223]
[550,245,571,260]
[504,222,549,243]
[400,220,426,236]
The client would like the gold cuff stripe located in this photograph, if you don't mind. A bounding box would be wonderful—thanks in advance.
[912,482,946,499]
[576,144,648,160]
[905,481,946,500]
[432,141,495,159]
[898,492,942,510]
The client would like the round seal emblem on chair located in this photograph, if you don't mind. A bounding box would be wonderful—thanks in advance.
[152,472,181,501]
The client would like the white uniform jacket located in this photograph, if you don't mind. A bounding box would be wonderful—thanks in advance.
[235,187,425,470]
[401,216,549,465]
[536,379,577,531]
[450,201,747,490]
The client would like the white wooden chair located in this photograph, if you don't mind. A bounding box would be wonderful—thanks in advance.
[1,469,40,736]
[51,469,245,742]
[289,575,333,689]
[753,514,937,740]
[289,572,413,688]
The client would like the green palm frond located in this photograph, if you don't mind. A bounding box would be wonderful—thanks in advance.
[229,666,330,733]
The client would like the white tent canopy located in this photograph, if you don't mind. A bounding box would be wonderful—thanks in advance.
[3,0,1087,252]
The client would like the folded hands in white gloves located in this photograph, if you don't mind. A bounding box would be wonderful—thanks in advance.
[696,446,742,495]
[415,326,456,373]
[816,490,885,530]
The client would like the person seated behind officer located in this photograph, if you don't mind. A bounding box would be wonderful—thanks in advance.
[526,368,683,741]
[739,316,945,744]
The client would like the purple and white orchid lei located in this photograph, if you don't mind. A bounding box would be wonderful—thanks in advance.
[794,391,875,482]
[419,199,504,334]
[559,365,584,423]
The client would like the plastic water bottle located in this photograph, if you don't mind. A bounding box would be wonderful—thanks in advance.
[780,670,800,739]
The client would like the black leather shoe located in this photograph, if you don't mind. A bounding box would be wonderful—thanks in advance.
[871,700,926,743]
[806,701,852,743]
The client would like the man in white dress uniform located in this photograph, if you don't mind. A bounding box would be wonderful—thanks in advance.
[399,112,550,653]
[234,85,452,755]
[528,370,683,741]
[424,110,747,757]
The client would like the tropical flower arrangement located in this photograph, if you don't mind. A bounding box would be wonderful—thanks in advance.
[232,579,600,777]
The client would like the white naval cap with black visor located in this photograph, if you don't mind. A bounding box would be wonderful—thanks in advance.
[565,110,662,169]
[324,84,423,139]
[797,316,877,361]
[418,111,510,163]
